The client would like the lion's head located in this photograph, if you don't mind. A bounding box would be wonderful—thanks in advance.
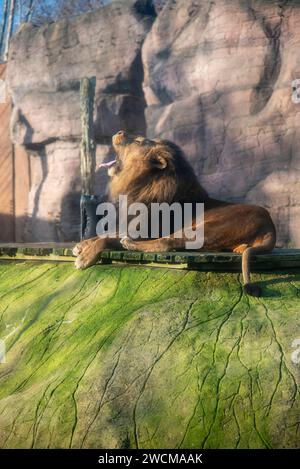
[106,130,208,205]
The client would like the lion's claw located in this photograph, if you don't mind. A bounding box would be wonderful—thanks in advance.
[75,256,86,269]
[72,244,82,256]
[72,239,93,257]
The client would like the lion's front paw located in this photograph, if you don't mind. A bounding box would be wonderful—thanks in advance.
[72,239,93,256]
[75,255,89,270]
[73,244,82,256]
[120,236,138,251]
[74,239,102,269]
[75,250,99,270]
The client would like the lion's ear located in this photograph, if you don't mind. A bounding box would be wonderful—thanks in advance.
[148,149,169,170]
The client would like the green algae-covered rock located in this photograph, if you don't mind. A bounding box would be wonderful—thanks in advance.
[0,261,299,449]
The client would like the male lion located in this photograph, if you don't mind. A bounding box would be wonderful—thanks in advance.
[73,130,276,297]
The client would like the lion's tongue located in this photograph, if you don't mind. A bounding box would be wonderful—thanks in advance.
[99,159,116,169]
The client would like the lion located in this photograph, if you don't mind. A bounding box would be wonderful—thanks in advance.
[73,130,276,297]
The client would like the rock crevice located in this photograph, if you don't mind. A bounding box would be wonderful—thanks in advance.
[249,2,286,115]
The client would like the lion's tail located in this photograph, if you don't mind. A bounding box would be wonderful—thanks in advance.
[242,232,276,297]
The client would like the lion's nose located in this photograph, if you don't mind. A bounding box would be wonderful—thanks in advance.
[112,130,127,146]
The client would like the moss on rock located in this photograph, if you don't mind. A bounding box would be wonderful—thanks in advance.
[0,261,299,448]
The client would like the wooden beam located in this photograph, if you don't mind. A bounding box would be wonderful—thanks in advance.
[1,244,300,271]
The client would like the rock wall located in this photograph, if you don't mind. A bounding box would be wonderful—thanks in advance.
[0,261,300,448]
[6,0,300,245]
[143,0,300,247]
[6,0,155,241]
[0,64,14,241]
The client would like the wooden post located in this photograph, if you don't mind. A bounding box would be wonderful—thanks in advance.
[80,77,96,240]
[80,76,96,196]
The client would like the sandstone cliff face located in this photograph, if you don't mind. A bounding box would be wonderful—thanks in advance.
[7,0,154,241]
[0,64,14,241]
[143,0,300,247]
[6,0,300,245]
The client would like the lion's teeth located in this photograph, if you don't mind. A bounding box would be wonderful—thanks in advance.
[99,160,116,169]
